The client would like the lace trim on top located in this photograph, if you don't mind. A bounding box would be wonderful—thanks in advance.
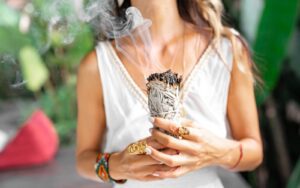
[106,41,215,111]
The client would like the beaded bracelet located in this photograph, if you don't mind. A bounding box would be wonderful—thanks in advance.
[230,143,243,170]
[95,153,127,184]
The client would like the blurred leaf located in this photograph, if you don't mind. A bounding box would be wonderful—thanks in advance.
[27,18,50,54]
[0,27,31,56]
[19,46,49,91]
[55,120,76,145]
[240,0,264,44]
[65,24,93,65]
[287,158,300,188]
[38,82,77,145]
[0,2,19,27]
[290,29,300,79]
[45,24,93,69]
[254,0,300,104]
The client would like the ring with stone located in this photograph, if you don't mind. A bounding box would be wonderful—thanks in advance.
[176,126,190,139]
[127,140,151,155]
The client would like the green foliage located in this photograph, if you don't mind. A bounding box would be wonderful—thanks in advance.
[0,1,94,144]
[290,30,300,79]
[254,0,300,104]
[38,79,77,145]
[19,46,49,91]
[0,27,31,56]
[287,158,300,188]
[0,1,19,26]
[0,3,31,56]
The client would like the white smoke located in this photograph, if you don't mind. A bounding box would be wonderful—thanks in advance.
[0,54,26,88]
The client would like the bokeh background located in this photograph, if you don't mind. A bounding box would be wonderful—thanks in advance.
[0,0,300,188]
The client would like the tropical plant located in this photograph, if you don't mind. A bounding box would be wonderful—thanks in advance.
[0,1,94,145]
[224,0,300,187]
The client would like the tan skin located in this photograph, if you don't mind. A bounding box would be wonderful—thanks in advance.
[76,0,263,182]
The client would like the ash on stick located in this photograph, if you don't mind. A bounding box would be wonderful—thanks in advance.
[146,69,182,121]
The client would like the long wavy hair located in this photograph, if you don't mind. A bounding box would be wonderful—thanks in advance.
[116,0,261,86]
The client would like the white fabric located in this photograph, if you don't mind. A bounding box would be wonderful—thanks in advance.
[0,130,9,152]
[95,36,234,188]
[117,0,124,6]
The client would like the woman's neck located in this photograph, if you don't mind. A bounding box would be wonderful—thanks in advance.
[131,0,185,45]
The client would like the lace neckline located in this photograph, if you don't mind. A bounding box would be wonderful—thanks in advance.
[107,41,214,110]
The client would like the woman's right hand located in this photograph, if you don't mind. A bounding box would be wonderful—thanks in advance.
[109,137,178,181]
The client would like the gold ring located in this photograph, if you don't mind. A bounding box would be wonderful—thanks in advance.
[176,126,190,139]
[127,140,150,155]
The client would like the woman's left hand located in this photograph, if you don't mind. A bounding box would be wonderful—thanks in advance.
[148,117,240,178]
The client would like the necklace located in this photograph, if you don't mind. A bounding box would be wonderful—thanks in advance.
[156,22,186,79]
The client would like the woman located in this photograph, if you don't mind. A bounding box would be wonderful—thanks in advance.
[76,0,263,187]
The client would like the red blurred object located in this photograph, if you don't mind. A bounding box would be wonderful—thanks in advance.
[0,109,59,170]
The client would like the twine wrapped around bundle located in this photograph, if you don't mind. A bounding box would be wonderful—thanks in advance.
[146,69,182,122]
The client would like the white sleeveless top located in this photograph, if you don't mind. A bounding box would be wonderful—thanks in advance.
[95,36,233,188]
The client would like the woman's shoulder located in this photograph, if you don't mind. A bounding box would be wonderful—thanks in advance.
[78,50,99,77]
[221,27,249,51]
[77,49,104,108]
[221,27,255,81]
[219,27,251,59]
[78,40,109,75]
[77,46,104,93]
[212,28,244,72]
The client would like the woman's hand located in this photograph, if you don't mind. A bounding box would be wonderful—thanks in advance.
[147,117,240,178]
[109,136,179,181]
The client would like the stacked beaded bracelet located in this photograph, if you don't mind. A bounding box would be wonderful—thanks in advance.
[94,153,127,184]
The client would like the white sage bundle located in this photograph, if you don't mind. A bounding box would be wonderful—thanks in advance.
[146,69,182,122]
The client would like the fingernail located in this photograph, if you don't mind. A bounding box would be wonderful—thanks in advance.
[145,147,152,155]
[149,117,154,123]
[152,173,160,177]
